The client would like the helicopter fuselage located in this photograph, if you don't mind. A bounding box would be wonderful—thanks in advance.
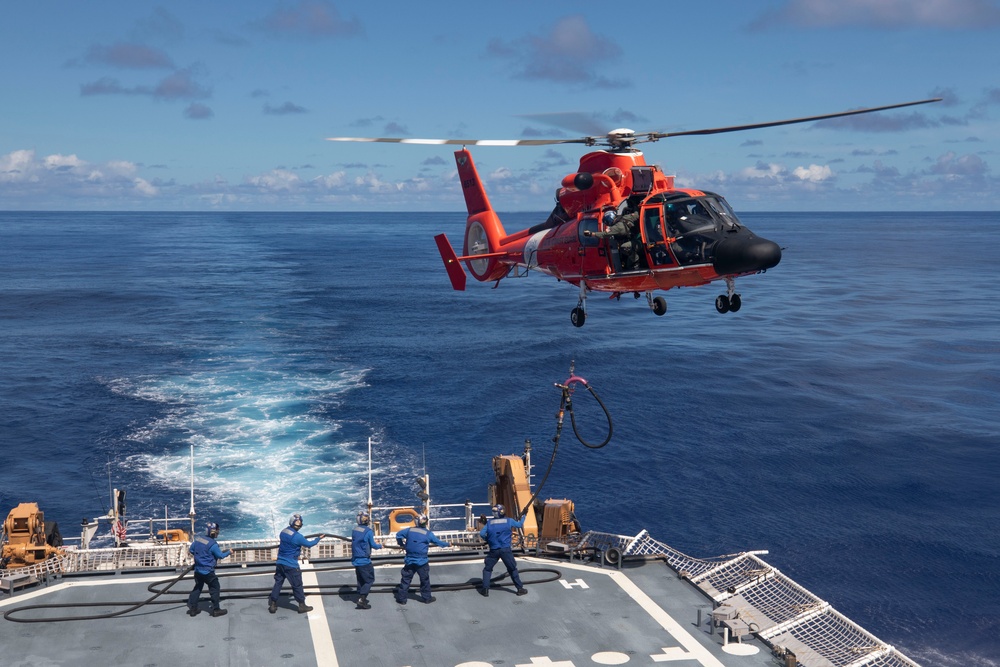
[435,147,781,324]
[494,149,780,293]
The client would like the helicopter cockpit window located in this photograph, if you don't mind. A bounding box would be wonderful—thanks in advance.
[703,195,741,229]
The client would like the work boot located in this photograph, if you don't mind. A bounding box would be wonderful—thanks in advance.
[297,602,314,614]
[516,588,528,596]
[210,608,228,617]
[421,596,436,604]
[187,606,200,617]
[268,599,277,614]
[355,596,371,610]
[478,587,489,597]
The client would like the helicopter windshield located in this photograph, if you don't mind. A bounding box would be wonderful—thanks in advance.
[653,193,741,267]
[663,194,740,236]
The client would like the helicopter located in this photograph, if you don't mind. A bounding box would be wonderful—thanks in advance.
[328,98,940,326]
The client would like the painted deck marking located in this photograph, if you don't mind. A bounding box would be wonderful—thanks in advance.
[559,578,590,589]
[301,562,338,667]
[515,658,576,667]
[650,646,698,662]
[607,570,725,667]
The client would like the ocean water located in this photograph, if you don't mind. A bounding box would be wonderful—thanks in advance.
[1,210,997,665]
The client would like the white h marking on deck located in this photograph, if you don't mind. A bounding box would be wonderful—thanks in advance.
[559,578,590,589]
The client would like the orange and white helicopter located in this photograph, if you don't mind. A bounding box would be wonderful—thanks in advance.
[329,98,939,326]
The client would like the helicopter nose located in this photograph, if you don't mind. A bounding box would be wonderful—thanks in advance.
[713,236,782,275]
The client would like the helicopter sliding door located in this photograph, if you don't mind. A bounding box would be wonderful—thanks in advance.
[642,204,676,267]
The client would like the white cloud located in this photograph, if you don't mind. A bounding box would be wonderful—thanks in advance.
[245,169,300,191]
[0,149,156,199]
[1,150,40,182]
[739,162,786,181]
[792,164,834,182]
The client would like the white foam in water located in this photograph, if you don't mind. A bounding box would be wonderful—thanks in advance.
[110,365,374,537]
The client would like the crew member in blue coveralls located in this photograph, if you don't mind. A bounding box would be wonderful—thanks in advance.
[187,521,232,617]
[394,514,450,604]
[479,504,527,597]
[268,513,326,614]
[352,511,382,610]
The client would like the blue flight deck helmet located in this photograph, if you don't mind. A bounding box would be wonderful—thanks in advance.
[289,514,304,530]
[417,514,428,527]
[357,511,370,526]
[492,504,505,518]
[206,522,220,538]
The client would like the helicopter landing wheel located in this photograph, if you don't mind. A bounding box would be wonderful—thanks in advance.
[571,307,586,327]
[652,296,667,317]
[729,293,742,312]
[715,295,731,314]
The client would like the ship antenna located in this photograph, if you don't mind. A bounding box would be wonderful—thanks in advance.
[367,436,373,509]
[188,443,196,536]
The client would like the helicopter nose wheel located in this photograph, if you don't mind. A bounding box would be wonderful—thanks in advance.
[715,278,742,314]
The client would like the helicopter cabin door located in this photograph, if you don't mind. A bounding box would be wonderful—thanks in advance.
[577,214,614,276]
[641,204,677,268]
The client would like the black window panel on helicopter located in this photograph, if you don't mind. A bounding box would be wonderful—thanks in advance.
[662,194,741,267]
[630,166,655,195]
[579,216,600,247]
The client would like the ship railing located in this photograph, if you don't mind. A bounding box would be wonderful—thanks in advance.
[580,530,924,667]
[577,529,736,578]
[7,532,486,584]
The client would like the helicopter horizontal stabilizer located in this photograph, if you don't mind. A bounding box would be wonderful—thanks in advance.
[434,233,467,291]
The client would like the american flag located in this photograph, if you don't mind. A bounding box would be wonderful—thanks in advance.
[113,519,128,542]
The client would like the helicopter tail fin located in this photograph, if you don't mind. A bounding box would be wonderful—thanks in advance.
[454,149,508,283]
[434,233,467,291]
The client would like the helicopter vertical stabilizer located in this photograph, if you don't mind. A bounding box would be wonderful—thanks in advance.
[455,149,508,282]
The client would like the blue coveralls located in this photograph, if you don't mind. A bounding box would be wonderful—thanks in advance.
[187,535,232,611]
[395,526,447,602]
[480,516,525,591]
[351,523,382,597]
[269,526,322,605]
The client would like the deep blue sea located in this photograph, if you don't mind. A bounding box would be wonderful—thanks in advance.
[1,210,997,665]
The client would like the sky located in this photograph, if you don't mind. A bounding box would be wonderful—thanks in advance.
[1,0,999,212]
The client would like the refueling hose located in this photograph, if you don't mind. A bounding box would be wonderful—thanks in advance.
[517,368,612,521]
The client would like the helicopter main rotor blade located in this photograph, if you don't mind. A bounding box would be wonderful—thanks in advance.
[325,136,591,146]
[645,98,941,140]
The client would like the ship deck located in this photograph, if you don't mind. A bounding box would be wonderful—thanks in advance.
[2,554,774,667]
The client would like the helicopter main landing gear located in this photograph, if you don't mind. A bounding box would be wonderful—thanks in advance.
[646,292,667,317]
[715,277,742,314]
